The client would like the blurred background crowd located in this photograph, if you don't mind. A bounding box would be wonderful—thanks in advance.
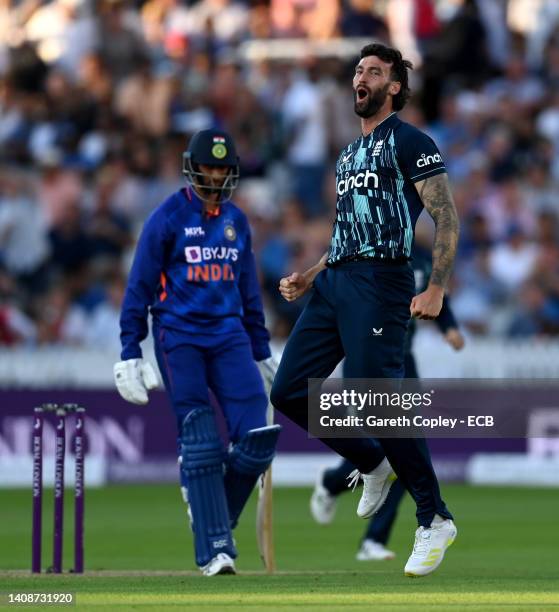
[1,0,559,351]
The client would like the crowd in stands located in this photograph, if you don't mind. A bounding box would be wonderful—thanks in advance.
[1,0,559,348]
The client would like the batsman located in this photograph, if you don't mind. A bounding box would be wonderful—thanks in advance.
[114,129,280,576]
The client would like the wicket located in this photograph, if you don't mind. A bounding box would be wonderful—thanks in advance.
[31,403,86,574]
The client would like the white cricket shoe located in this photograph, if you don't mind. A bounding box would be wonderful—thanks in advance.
[404,515,457,577]
[200,553,236,576]
[356,539,396,561]
[310,470,337,525]
[347,458,395,519]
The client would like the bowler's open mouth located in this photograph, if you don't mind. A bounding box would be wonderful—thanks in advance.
[357,88,368,100]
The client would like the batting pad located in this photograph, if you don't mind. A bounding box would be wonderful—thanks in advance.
[180,406,237,567]
[225,424,282,529]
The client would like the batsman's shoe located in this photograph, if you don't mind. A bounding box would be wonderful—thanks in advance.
[348,458,395,519]
[404,516,457,577]
[200,553,236,577]
[310,470,337,525]
[356,539,396,561]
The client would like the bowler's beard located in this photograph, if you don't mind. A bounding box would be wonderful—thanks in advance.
[354,83,390,118]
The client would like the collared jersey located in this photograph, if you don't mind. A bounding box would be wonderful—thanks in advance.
[120,188,270,361]
[328,113,446,265]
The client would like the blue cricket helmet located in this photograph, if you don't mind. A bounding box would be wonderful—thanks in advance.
[182,129,240,202]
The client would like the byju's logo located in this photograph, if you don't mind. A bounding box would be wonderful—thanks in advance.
[372,328,383,336]
[336,170,379,196]
[185,227,205,237]
[185,246,202,263]
[185,246,238,263]
[416,153,443,168]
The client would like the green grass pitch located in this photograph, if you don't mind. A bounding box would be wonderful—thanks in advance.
[1,484,558,610]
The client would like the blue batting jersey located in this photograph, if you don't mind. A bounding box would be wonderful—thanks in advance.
[120,187,271,361]
[328,113,446,264]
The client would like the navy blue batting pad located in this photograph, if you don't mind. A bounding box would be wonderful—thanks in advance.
[181,406,237,566]
[224,424,281,528]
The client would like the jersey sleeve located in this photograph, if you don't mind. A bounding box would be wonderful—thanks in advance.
[238,222,271,362]
[120,208,170,360]
[396,125,447,183]
[435,295,458,334]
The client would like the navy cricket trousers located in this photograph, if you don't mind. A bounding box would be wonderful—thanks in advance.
[270,261,452,527]
[154,326,268,492]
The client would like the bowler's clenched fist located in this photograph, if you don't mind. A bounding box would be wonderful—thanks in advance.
[279,272,311,302]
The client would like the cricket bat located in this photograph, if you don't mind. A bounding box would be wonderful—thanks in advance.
[256,400,276,573]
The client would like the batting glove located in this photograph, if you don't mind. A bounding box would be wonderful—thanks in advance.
[113,358,159,405]
[257,356,278,397]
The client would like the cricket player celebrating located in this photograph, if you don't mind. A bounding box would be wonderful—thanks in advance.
[114,129,280,576]
[271,43,460,577]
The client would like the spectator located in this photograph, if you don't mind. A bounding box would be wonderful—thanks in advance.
[85,272,125,352]
[340,0,388,39]
[48,200,91,276]
[488,225,538,294]
[97,0,149,83]
[33,284,88,345]
[0,171,50,294]
[281,64,328,217]
[87,167,133,270]
[114,56,173,137]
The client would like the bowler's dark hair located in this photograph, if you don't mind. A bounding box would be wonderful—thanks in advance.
[360,43,413,111]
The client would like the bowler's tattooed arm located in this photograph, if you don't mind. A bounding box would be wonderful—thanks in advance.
[415,173,460,288]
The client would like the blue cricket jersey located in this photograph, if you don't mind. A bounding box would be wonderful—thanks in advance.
[120,187,271,361]
[328,112,446,264]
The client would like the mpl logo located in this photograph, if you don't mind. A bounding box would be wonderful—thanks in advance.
[185,226,205,237]
[416,152,443,168]
[336,169,379,196]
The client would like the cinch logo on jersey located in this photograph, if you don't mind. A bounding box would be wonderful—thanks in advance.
[184,226,205,237]
[336,169,379,196]
[185,246,239,263]
[416,153,443,168]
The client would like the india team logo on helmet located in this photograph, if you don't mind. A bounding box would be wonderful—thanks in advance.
[212,144,227,159]
[211,136,228,160]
